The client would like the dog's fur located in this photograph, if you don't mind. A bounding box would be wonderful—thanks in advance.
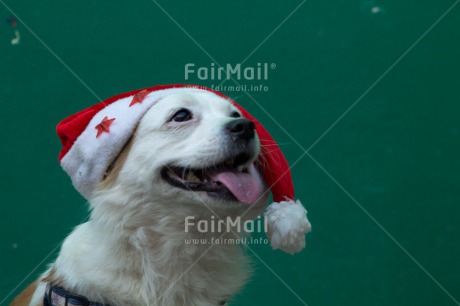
[12,92,269,306]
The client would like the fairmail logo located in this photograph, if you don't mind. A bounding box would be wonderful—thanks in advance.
[184,63,276,81]
[184,215,268,234]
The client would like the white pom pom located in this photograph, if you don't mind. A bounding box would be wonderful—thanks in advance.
[264,199,311,254]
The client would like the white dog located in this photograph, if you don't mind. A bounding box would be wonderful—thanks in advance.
[12,86,310,306]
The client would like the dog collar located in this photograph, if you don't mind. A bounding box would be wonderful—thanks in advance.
[43,282,227,306]
[43,283,108,306]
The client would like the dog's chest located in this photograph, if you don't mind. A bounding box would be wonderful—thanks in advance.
[55,223,249,306]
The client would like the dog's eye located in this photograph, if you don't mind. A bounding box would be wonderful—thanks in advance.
[230,111,241,118]
[170,109,192,122]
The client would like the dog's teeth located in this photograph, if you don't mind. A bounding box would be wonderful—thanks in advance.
[187,171,201,183]
[237,165,244,172]
[181,169,188,180]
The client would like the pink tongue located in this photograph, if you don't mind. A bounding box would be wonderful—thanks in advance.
[209,164,264,205]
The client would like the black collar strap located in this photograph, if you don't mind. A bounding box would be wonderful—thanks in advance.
[43,282,108,306]
[44,282,226,306]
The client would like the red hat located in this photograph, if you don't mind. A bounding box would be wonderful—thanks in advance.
[57,84,311,254]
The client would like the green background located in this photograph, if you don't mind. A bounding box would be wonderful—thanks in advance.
[1,0,459,305]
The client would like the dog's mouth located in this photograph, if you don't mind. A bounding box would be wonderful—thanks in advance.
[161,152,265,205]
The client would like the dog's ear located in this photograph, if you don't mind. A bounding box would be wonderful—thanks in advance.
[99,134,135,189]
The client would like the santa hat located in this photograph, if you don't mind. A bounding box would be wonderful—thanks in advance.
[57,84,311,254]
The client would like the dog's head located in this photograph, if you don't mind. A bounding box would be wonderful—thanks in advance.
[58,86,309,255]
[100,91,269,217]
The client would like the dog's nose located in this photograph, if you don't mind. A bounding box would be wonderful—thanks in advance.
[226,118,256,141]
